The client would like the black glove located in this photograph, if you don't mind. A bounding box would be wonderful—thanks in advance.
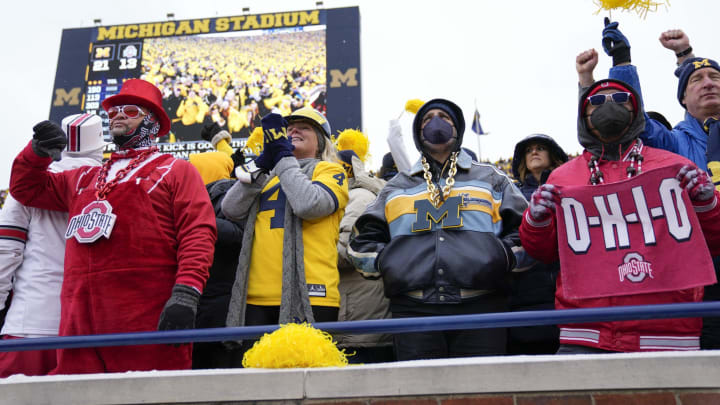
[157,284,200,332]
[32,120,67,161]
[200,122,222,143]
[231,147,246,168]
[602,17,631,66]
[254,113,294,172]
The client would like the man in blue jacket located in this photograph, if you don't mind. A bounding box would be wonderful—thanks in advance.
[594,20,720,170]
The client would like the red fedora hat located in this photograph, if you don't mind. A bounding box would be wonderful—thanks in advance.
[101,79,171,136]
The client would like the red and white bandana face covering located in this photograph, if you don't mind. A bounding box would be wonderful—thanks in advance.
[112,111,160,150]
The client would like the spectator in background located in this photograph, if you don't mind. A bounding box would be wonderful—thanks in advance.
[187,122,235,185]
[222,108,348,364]
[377,152,399,181]
[512,135,568,200]
[349,99,527,360]
[191,178,244,369]
[0,114,104,377]
[647,111,673,131]
[507,134,568,355]
[333,130,393,364]
[186,128,245,369]
[596,20,720,349]
[10,79,216,374]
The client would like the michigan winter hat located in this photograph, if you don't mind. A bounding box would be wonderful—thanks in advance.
[412,98,465,152]
[675,57,720,108]
[413,98,465,151]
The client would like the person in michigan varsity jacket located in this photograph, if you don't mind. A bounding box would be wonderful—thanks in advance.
[9,79,216,374]
[0,114,104,377]
[519,50,720,353]
[349,99,528,360]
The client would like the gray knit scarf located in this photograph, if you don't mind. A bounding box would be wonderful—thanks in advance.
[225,159,319,345]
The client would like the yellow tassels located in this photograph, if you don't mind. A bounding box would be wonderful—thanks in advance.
[593,0,669,18]
[244,126,264,155]
[242,323,351,368]
[334,129,370,163]
[405,99,425,115]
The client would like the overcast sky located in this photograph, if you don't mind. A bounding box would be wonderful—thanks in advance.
[1,0,718,189]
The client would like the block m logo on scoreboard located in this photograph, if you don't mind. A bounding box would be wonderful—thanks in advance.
[53,87,81,106]
[329,68,358,88]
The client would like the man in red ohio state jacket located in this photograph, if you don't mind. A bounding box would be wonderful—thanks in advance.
[520,75,720,354]
[10,79,216,374]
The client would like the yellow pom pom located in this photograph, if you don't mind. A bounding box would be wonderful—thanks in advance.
[405,99,425,114]
[242,323,351,368]
[593,0,668,18]
[244,127,264,155]
[335,129,370,163]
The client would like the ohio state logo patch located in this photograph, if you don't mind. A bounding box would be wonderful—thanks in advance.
[618,252,654,283]
[65,200,117,243]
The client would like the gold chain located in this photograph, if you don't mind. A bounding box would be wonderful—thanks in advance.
[421,152,459,208]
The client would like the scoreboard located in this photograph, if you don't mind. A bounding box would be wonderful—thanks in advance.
[49,7,361,157]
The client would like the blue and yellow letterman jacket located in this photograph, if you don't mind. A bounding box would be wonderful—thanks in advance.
[348,151,529,304]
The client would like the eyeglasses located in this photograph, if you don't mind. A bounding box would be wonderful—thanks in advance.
[586,92,632,106]
[107,105,146,119]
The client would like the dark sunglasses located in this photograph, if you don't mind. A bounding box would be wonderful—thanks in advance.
[107,105,146,119]
[586,92,632,106]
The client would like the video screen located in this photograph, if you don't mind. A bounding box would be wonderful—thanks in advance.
[50,8,361,158]
[140,28,327,143]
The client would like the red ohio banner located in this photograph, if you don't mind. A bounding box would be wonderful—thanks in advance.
[556,164,716,300]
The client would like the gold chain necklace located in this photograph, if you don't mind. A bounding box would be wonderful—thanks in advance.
[422,152,458,208]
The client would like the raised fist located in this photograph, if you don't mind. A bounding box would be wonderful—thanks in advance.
[576,49,599,87]
[659,29,690,53]
[32,120,67,161]
[255,113,294,172]
[261,113,289,142]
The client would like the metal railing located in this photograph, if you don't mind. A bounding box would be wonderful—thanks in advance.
[1,301,720,352]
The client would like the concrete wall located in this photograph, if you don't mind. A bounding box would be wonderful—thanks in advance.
[2,351,720,405]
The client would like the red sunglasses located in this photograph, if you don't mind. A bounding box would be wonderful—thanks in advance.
[107,105,146,119]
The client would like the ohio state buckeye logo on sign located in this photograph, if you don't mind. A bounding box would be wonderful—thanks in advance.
[618,252,654,283]
[65,200,117,243]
